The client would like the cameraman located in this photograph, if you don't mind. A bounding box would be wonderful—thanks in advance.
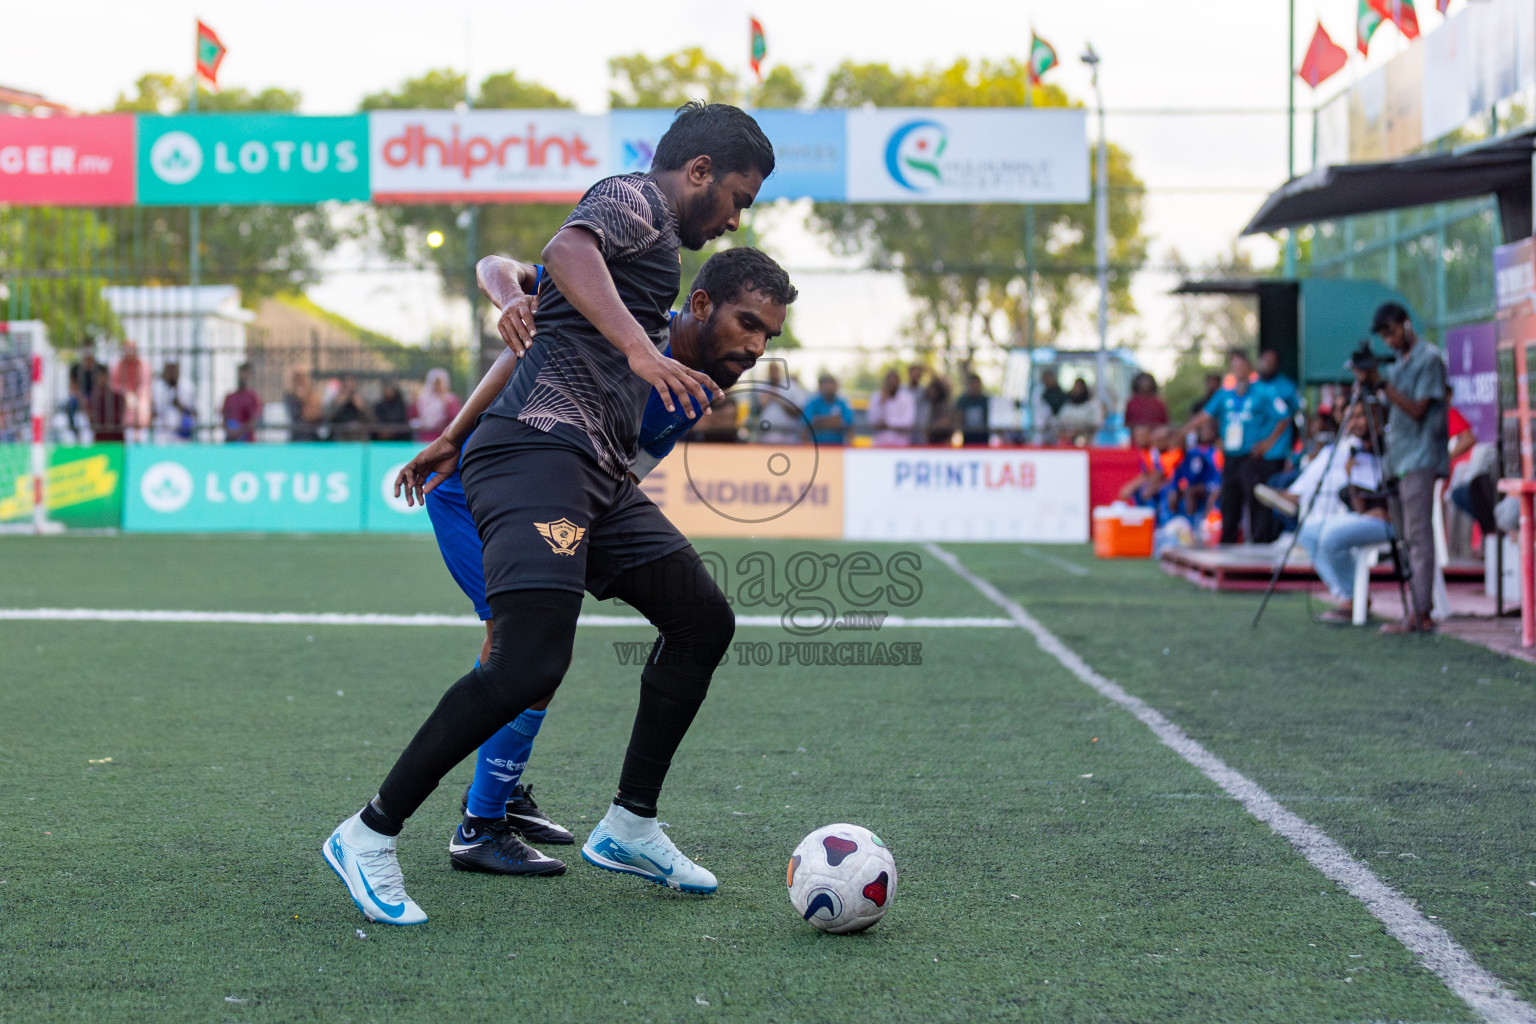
[1356,303,1449,634]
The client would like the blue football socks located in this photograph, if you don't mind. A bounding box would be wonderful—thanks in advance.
[464,706,546,820]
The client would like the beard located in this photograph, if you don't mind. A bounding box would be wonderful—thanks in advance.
[677,182,721,250]
[695,313,754,389]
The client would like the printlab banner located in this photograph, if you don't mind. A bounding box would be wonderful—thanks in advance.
[843,448,1090,542]
[137,114,369,205]
[845,108,1089,204]
[0,115,136,206]
[1445,322,1499,444]
[368,110,607,203]
[124,444,365,532]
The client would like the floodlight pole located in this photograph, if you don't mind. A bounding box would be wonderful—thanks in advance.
[1083,45,1109,406]
[1284,0,1298,277]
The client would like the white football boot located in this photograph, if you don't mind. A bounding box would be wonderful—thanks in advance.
[580,804,718,894]
[323,811,428,925]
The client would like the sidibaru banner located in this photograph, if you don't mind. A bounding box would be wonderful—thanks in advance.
[845,108,1089,204]
[369,110,607,203]
[0,115,135,206]
[137,114,368,205]
[124,444,364,532]
[843,449,1089,542]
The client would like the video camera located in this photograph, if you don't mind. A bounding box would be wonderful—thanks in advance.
[1345,338,1395,376]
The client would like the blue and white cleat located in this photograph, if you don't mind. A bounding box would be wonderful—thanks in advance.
[581,810,718,894]
[322,811,428,926]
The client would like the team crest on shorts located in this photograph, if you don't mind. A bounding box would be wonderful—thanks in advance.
[534,518,586,556]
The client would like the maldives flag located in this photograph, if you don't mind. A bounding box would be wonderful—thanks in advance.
[1369,0,1420,39]
[1028,32,1059,85]
[1437,0,1451,11]
[1357,0,1383,54]
[749,17,766,82]
[195,20,227,87]
[1298,22,1349,88]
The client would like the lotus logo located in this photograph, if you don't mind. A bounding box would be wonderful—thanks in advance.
[149,131,203,185]
[140,461,194,513]
[884,120,946,192]
[380,462,422,515]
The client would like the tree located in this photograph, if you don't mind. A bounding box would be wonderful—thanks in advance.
[1161,246,1261,417]
[608,48,742,109]
[752,66,806,109]
[810,59,1148,369]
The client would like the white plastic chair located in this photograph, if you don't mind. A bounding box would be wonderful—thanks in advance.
[1351,544,1390,626]
[1430,479,1451,621]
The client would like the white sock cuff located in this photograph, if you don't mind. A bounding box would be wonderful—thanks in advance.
[602,802,657,841]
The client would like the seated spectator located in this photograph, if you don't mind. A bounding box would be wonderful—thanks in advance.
[1055,379,1101,446]
[67,341,107,438]
[751,362,809,445]
[329,375,372,443]
[1284,404,1389,622]
[1124,372,1168,432]
[903,365,929,444]
[925,375,956,445]
[373,381,412,441]
[867,369,915,446]
[1120,425,1181,508]
[412,368,460,442]
[285,369,325,442]
[1035,369,1067,444]
[1168,420,1221,521]
[221,363,261,443]
[805,374,853,446]
[955,374,990,446]
[112,340,153,443]
[696,392,743,442]
[152,361,195,444]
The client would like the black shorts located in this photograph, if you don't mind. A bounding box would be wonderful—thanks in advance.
[461,416,691,601]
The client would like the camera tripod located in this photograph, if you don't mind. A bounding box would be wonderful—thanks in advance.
[1250,386,1416,629]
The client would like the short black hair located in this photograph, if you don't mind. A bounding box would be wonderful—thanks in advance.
[653,101,775,181]
[691,246,798,309]
[1228,349,1253,365]
[1371,301,1410,334]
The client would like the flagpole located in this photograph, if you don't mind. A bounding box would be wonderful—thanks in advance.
[188,29,204,440]
[1283,0,1298,277]
[1022,44,1035,358]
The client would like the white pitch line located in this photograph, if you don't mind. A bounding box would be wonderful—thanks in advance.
[0,608,1014,629]
[1018,546,1091,577]
[924,542,1536,1024]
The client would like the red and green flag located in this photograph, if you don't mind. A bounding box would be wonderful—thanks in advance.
[1028,32,1059,86]
[1298,22,1349,88]
[195,20,227,88]
[749,17,766,82]
[1437,0,1451,13]
[1369,0,1421,39]
[1357,0,1384,54]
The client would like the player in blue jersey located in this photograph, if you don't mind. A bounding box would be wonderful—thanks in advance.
[392,246,798,878]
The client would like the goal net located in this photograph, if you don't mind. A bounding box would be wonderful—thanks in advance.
[0,321,53,533]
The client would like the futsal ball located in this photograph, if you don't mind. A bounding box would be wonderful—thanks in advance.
[786,823,897,934]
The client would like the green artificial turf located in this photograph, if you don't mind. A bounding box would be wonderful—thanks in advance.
[0,534,1527,1022]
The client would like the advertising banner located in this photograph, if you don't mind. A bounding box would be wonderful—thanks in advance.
[1494,237,1536,315]
[362,443,433,533]
[637,442,843,539]
[0,443,124,528]
[845,108,1088,204]
[124,444,364,532]
[609,109,847,201]
[0,115,135,206]
[369,110,606,203]
[1445,322,1500,443]
[137,114,369,205]
[843,448,1089,542]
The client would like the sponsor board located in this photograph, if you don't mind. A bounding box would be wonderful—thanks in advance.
[638,443,843,539]
[609,109,847,201]
[843,448,1089,542]
[124,444,364,532]
[369,110,606,202]
[0,115,135,206]
[845,108,1088,204]
[0,443,124,528]
[137,114,368,205]
[362,443,433,533]
[1445,322,1499,444]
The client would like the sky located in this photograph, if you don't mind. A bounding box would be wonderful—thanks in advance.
[2,0,1450,382]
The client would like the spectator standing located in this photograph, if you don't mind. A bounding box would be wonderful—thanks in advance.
[1256,349,1301,470]
[1055,379,1102,445]
[373,381,412,441]
[903,365,930,444]
[1189,372,1223,421]
[151,361,195,444]
[221,363,261,443]
[751,362,808,445]
[955,373,991,446]
[329,375,372,443]
[804,373,853,446]
[1183,350,1287,544]
[1035,369,1067,443]
[1123,372,1169,432]
[1362,302,1450,634]
[285,368,325,442]
[412,368,460,443]
[111,340,153,443]
[67,341,106,438]
[924,376,956,445]
[867,369,915,446]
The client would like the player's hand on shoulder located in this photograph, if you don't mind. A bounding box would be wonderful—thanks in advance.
[497,291,538,356]
[628,346,720,418]
[394,436,463,507]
